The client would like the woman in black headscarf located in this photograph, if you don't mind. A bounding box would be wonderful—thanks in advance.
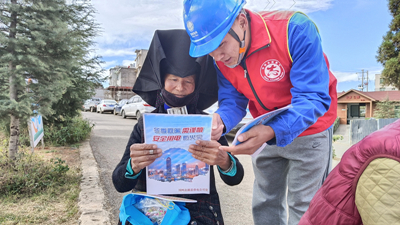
[112,30,244,225]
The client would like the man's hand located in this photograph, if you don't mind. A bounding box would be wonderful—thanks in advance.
[220,125,275,155]
[211,113,225,141]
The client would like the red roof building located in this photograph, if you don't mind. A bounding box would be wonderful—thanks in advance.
[337,89,400,124]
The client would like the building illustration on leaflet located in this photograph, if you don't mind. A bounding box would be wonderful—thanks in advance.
[147,148,209,182]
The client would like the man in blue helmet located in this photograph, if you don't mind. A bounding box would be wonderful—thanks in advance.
[183,0,338,224]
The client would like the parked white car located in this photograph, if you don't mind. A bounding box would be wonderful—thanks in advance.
[203,102,253,136]
[96,99,117,114]
[120,95,155,119]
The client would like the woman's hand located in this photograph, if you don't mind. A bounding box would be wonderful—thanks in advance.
[188,140,231,171]
[130,144,162,174]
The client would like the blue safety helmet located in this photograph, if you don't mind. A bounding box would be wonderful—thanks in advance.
[183,0,247,57]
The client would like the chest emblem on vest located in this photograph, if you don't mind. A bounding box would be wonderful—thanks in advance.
[260,59,285,82]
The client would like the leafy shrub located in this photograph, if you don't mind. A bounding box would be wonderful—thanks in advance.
[1,114,94,147]
[333,117,340,133]
[0,150,74,197]
[44,116,94,146]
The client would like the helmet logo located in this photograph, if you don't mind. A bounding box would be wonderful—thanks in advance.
[260,59,285,82]
[187,21,194,32]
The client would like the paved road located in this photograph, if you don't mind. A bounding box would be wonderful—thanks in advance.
[82,111,255,225]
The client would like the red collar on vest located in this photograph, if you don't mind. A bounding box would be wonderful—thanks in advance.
[245,9,271,56]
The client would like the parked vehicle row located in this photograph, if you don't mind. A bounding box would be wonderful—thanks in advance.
[82,95,156,120]
[83,97,253,135]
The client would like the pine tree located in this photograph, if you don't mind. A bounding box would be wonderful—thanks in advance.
[374,97,397,118]
[376,0,400,90]
[0,0,103,158]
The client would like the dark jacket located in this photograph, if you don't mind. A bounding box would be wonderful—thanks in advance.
[112,105,244,225]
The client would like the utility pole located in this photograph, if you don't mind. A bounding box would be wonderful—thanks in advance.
[357,69,369,92]
[357,69,365,91]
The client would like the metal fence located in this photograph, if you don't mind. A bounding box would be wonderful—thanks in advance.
[350,118,399,145]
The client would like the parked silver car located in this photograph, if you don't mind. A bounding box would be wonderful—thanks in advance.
[97,99,117,114]
[83,98,101,112]
[120,96,155,119]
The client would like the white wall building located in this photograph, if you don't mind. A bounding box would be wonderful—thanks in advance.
[375,74,398,91]
[135,49,148,76]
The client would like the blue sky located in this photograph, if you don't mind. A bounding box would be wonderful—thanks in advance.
[91,0,392,93]
[307,0,391,92]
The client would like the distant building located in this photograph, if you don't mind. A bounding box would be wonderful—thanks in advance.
[107,66,137,100]
[93,87,106,99]
[101,49,149,100]
[375,74,398,91]
[135,49,148,76]
[337,89,400,124]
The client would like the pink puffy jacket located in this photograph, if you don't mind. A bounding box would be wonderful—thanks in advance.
[299,119,400,225]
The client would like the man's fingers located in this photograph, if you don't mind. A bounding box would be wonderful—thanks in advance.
[237,133,247,142]
[238,128,258,142]
[219,141,254,155]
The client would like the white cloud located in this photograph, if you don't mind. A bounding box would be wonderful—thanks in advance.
[332,71,359,83]
[332,69,382,83]
[91,0,334,56]
[246,0,333,13]
[101,60,118,69]
[122,60,135,67]
[99,69,109,80]
[96,48,137,57]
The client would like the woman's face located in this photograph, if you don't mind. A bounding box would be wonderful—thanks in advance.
[164,74,195,98]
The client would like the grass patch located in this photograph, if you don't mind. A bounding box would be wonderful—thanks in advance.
[0,114,92,224]
[0,145,81,224]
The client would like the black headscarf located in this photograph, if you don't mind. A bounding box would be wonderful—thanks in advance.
[132,29,218,110]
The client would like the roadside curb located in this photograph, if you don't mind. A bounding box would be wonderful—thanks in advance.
[78,140,111,225]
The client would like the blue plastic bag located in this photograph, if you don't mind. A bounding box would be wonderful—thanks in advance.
[119,193,190,225]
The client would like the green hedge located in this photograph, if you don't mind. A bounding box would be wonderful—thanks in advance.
[44,116,94,146]
[333,117,340,133]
